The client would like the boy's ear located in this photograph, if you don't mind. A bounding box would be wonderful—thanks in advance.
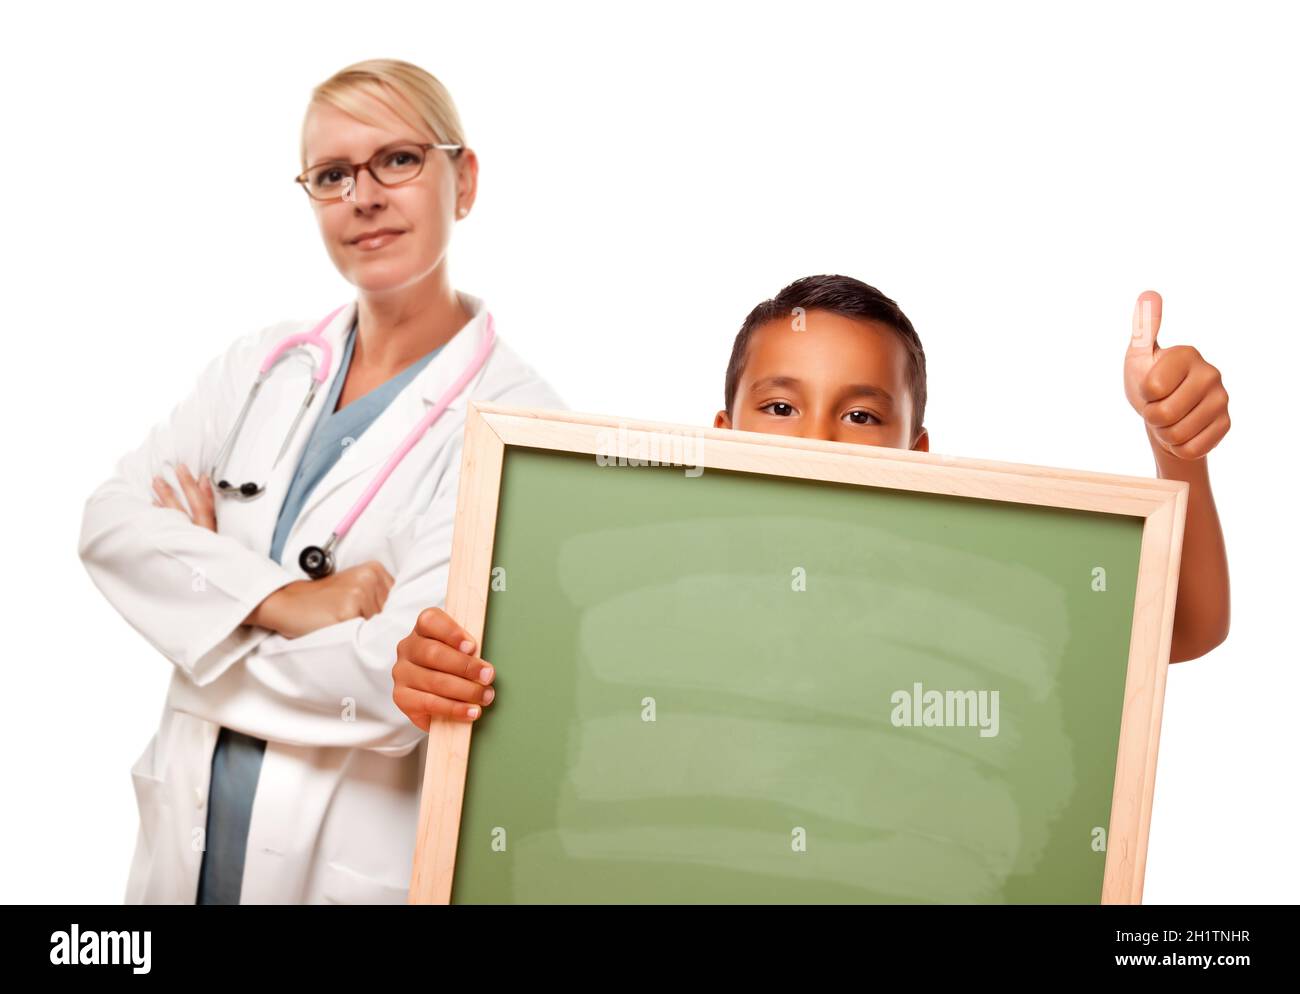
[911,427,930,452]
[714,409,733,429]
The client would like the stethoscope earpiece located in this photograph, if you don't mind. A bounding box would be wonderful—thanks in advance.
[214,478,264,500]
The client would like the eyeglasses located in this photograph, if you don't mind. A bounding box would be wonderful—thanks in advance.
[295,141,463,202]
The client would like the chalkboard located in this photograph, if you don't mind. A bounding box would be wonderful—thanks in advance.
[412,405,1187,904]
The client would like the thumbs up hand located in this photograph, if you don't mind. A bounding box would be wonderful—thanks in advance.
[1124,290,1231,461]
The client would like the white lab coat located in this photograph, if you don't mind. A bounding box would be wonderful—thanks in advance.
[78,292,563,904]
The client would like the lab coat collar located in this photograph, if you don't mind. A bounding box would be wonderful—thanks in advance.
[318,290,491,408]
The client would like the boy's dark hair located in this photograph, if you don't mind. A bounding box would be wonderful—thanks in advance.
[724,274,927,439]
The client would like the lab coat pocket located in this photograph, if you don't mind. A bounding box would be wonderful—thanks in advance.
[129,731,165,781]
[128,734,169,848]
[129,768,168,853]
[321,859,410,905]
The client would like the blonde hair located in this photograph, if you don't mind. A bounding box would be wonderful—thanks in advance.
[300,58,466,170]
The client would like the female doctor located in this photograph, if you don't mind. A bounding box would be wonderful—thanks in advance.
[78,59,562,904]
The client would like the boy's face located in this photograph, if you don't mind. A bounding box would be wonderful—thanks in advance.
[715,309,930,451]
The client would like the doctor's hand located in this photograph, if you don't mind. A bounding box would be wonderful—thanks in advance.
[244,562,395,639]
[1125,290,1231,461]
[151,465,216,531]
[392,607,496,729]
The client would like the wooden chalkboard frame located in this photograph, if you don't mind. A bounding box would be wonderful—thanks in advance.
[410,402,1189,905]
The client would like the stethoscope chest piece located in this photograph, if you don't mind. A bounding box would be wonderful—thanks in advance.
[299,537,337,580]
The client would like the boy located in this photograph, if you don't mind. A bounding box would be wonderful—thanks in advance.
[391,276,1230,728]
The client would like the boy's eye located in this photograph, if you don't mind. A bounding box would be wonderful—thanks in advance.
[759,401,796,417]
[843,410,881,426]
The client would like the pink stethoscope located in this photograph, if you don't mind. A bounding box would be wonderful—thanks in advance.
[209,302,496,579]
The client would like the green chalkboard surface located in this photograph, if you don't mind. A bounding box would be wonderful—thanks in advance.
[450,445,1146,903]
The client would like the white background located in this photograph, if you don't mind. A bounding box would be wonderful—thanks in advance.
[1,0,1295,903]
